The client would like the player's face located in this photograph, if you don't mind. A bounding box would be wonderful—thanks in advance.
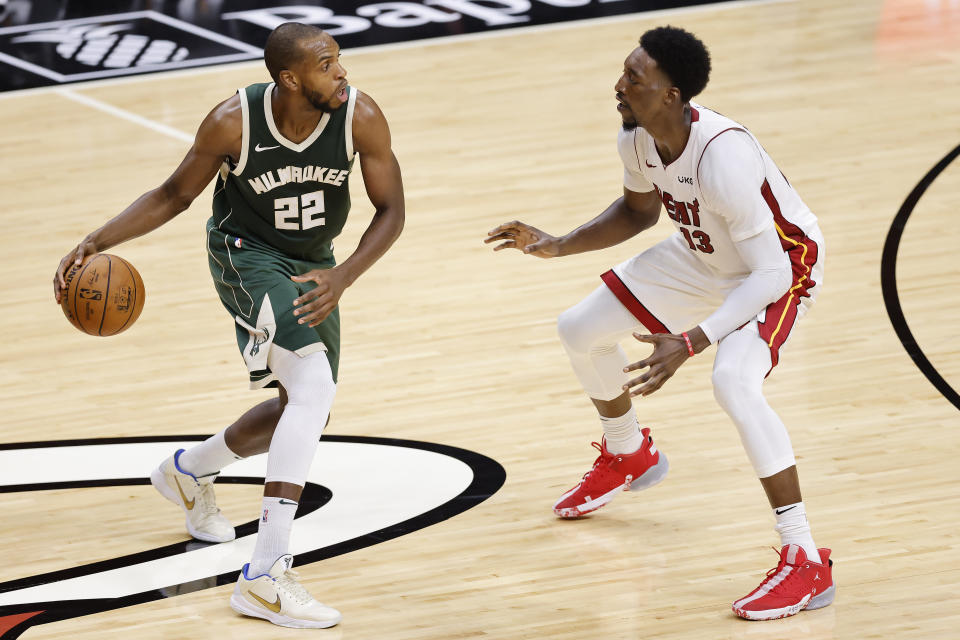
[615,48,672,130]
[296,35,348,113]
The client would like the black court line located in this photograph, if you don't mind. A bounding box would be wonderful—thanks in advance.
[0,479,332,592]
[0,435,506,639]
[880,142,960,411]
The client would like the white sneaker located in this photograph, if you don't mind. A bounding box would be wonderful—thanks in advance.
[150,449,236,543]
[230,555,342,629]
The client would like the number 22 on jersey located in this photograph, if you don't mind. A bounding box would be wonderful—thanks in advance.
[274,191,325,231]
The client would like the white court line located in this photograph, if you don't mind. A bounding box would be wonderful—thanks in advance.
[56,88,194,143]
[339,0,796,56]
[0,0,795,102]
[144,10,262,54]
[22,0,796,144]
[0,10,261,85]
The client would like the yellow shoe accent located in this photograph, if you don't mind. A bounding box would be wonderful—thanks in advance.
[247,591,282,613]
[230,555,341,629]
[174,477,196,510]
[150,449,235,543]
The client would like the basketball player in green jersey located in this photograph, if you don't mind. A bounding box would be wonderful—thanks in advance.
[53,23,404,629]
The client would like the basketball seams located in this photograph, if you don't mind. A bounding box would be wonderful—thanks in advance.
[71,256,100,335]
[96,255,113,336]
[61,254,144,336]
[113,257,139,335]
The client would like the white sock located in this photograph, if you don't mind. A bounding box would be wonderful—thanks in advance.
[600,410,643,454]
[774,502,822,564]
[248,496,298,576]
[178,429,242,477]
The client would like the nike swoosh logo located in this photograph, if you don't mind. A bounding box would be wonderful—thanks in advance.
[248,591,282,613]
[278,499,298,506]
[774,505,797,515]
[645,161,656,168]
[255,143,280,152]
[174,477,195,510]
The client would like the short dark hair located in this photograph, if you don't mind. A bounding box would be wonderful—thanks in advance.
[639,26,711,102]
[264,22,325,83]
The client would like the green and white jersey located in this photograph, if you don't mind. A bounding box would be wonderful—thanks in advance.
[210,82,357,263]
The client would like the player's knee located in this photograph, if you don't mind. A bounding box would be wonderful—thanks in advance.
[288,381,335,416]
[557,306,594,355]
[711,361,759,412]
[283,353,337,412]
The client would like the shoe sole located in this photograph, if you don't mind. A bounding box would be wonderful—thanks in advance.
[628,451,669,492]
[733,593,810,620]
[733,583,836,620]
[805,583,836,610]
[229,593,341,629]
[553,485,623,518]
[150,466,235,544]
[553,452,670,519]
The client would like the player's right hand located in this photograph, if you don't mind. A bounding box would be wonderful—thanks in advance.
[54,237,98,304]
[485,221,561,258]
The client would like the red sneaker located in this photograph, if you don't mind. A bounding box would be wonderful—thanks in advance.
[732,545,835,621]
[552,428,668,519]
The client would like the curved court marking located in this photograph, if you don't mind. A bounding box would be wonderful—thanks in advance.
[0,435,506,639]
[880,142,960,411]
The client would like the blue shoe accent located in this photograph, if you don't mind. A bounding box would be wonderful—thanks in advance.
[172,449,199,481]
[241,563,270,580]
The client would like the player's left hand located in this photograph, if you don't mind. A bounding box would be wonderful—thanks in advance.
[623,333,691,397]
[290,267,349,327]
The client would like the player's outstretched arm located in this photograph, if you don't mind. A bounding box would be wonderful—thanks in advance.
[53,96,241,302]
[484,221,561,258]
[485,187,661,259]
[291,91,405,328]
[558,187,661,255]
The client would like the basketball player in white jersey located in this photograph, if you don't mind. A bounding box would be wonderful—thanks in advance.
[486,26,834,621]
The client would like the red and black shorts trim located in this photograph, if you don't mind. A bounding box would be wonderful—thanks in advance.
[600,270,670,334]
[757,179,820,370]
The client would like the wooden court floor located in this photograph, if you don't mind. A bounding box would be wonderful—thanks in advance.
[1,0,958,637]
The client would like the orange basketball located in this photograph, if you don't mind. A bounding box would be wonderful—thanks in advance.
[61,253,145,336]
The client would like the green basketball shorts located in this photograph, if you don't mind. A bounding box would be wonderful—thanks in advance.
[206,225,340,388]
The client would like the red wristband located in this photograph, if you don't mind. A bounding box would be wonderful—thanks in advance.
[681,332,695,357]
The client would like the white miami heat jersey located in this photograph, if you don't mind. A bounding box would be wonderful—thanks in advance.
[617,103,821,281]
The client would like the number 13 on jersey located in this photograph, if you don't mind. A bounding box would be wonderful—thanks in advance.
[274,190,325,230]
[679,226,714,254]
